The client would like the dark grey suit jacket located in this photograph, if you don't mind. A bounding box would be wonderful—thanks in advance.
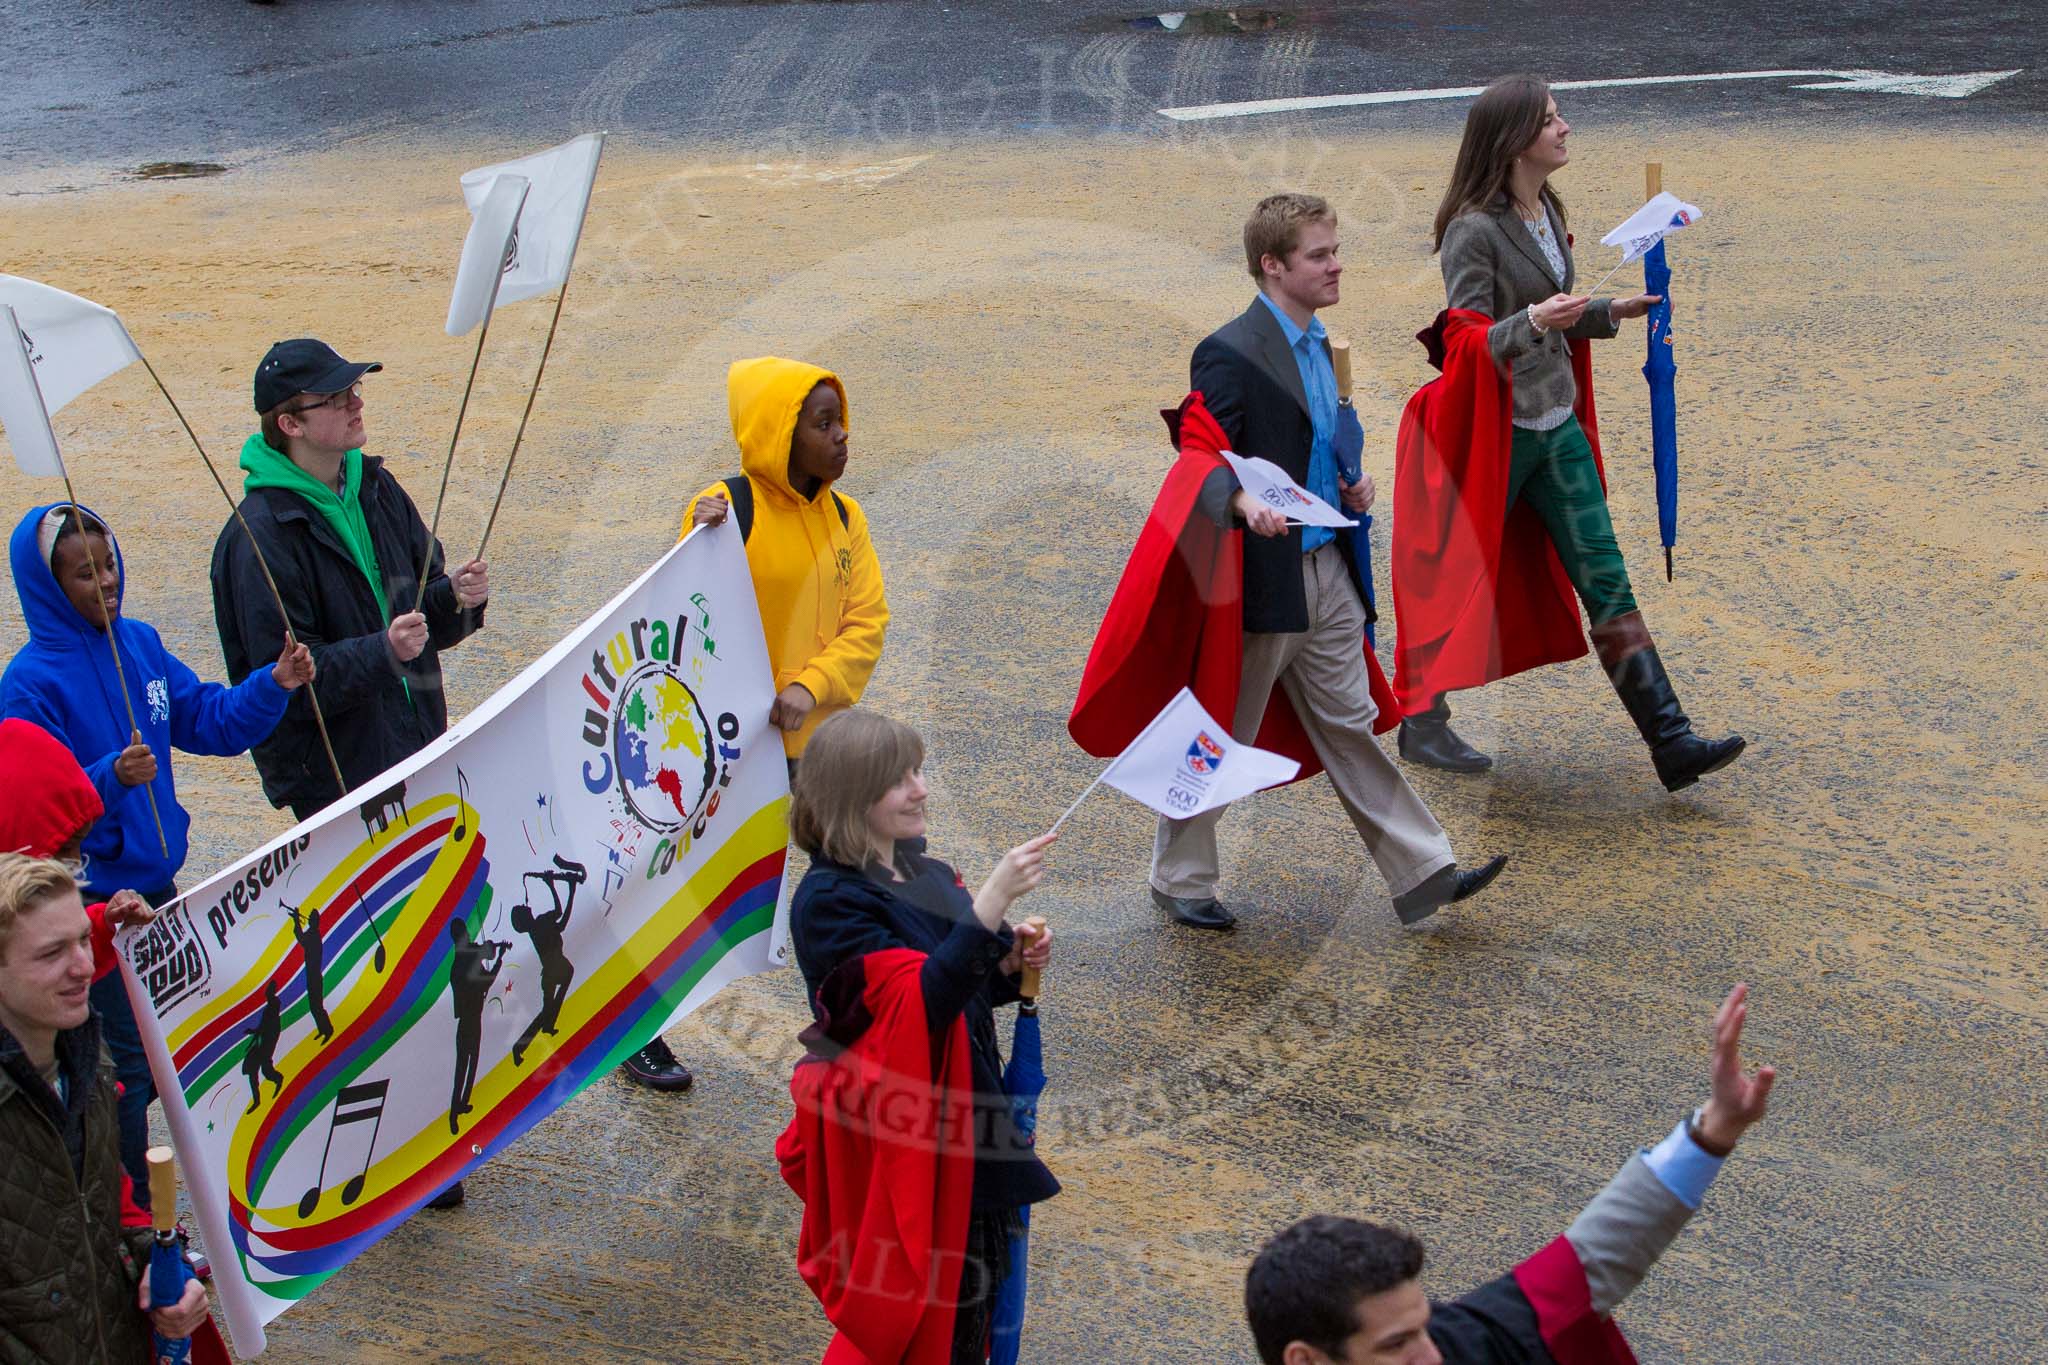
[1439,197,1619,422]
[1191,299,1374,635]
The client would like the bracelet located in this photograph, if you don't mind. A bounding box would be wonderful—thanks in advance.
[1687,1106,1735,1158]
[1527,302,1547,336]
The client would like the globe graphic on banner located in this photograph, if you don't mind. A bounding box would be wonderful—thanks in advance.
[611,663,718,833]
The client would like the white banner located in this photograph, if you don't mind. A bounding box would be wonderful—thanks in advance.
[1101,687,1299,819]
[1601,191,1705,265]
[118,520,789,1356]
[444,173,532,337]
[458,133,604,311]
[1222,450,1357,528]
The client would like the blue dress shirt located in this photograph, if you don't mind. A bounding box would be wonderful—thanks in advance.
[1254,292,1341,553]
[1641,1118,1730,1210]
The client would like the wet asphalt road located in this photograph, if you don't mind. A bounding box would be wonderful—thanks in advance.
[0,0,2041,177]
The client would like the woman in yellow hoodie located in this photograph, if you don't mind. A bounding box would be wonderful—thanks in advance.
[619,358,891,1094]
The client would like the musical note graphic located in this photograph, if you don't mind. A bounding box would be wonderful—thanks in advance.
[690,592,718,657]
[348,871,388,973]
[296,1078,390,1218]
[452,766,472,841]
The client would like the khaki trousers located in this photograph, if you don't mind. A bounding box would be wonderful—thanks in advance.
[1151,543,1456,901]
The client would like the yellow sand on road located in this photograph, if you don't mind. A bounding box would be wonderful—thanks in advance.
[2,122,2042,1361]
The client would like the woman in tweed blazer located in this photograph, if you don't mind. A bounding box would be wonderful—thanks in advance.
[1401,74,1743,793]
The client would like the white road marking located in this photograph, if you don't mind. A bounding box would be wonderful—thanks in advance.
[1157,67,2025,121]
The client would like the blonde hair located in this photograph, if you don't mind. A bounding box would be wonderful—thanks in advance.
[1244,193,1336,281]
[789,710,926,868]
[0,854,79,962]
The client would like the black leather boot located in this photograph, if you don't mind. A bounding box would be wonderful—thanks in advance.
[1594,613,1744,792]
[1397,695,1493,772]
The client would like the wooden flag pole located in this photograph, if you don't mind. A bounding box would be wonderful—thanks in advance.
[413,309,499,615]
[471,278,570,566]
[1647,161,1674,583]
[137,354,349,799]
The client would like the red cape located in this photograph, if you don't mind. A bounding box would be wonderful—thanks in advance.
[776,949,974,1365]
[1513,1236,1638,1365]
[1389,310,1604,713]
[1069,392,1398,783]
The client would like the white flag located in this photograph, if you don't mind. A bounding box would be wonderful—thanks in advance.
[458,133,604,312]
[1101,687,1299,820]
[445,174,533,337]
[1601,191,1705,266]
[1222,450,1357,528]
[0,306,64,477]
[0,274,142,410]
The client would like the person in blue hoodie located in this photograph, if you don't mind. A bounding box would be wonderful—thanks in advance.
[2,501,313,1209]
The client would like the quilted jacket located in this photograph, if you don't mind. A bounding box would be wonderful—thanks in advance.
[0,1015,152,1364]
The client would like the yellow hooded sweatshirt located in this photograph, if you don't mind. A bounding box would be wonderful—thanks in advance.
[682,358,889,758]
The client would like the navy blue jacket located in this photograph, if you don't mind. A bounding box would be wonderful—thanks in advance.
[791,841,1060,1212]
[3,503,288,894]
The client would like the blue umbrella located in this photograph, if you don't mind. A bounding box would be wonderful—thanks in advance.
[987,939,1047,1364]
[146,1148,196,1363]
[1642,239,1679,581]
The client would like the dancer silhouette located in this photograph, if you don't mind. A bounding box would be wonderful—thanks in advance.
[241,980,285,1113]
[511,856,586,1066]
[447,919,510,1134]
[285,903,334,1042]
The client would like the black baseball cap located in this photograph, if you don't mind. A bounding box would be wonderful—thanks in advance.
[253,339,383,413]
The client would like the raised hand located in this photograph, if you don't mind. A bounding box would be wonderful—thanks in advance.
[1695,983,1777,1153]
[975,832,1058,929]
[692,494,731,528]
[451,559,489,609]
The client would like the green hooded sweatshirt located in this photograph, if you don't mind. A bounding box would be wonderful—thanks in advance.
[238,432,391,626]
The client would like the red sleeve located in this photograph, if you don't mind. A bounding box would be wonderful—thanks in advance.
[118,1169,151,1230]
[88,900,120,982]
[1512,1236,1638,1365]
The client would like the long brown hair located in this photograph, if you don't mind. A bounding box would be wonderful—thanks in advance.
[1432,75,1565,251]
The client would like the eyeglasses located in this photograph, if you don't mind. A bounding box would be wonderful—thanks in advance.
[285,383,363,416]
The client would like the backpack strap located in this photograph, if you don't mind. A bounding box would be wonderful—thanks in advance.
[831,491,849,530]
[723,474,754,542]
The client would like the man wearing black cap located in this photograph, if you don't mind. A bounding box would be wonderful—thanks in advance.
[212,338,489,827]
[212,338,500,1205]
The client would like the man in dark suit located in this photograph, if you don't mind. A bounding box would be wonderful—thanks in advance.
[1152,194,1506,930]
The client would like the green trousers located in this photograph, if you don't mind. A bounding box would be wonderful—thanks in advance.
[1506,416,1638,625]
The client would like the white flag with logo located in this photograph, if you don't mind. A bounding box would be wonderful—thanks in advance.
[0,276,142,477]
[445,174,533,337]
[458,133,604,313]
[1102,687,1299,819]
[0,306,64,477]
[1601,191,1704,265]
[1221,450,1356,529]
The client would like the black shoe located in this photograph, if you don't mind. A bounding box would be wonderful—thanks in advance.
[1391,855,1509,925]
[425,1180,465,1210]
[1150,887,1238,931]
[620,1037,695,1091]
[1398,697,1493,773]
[1604,645,1745,792]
